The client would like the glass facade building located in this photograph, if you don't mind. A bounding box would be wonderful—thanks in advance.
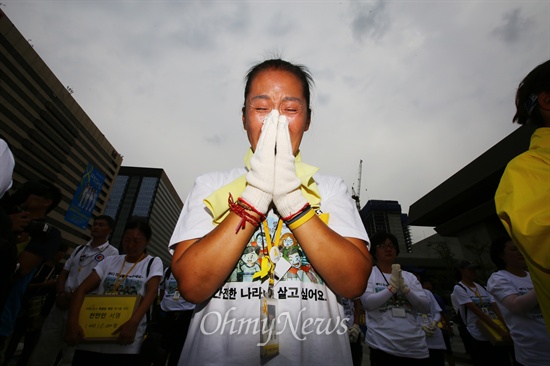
[360,200,413,253]
[105,167,183,266]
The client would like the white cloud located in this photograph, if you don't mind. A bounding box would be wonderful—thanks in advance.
[4,0,549,242]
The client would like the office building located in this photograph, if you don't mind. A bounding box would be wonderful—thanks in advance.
[104,167,183,266]
[1,10,123,249]
[360,199,413,253]
[408,124,536,281]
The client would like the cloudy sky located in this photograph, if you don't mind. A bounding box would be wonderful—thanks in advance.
[4,1,549,242]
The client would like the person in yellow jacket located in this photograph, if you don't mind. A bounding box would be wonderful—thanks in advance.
[495,59,550,335]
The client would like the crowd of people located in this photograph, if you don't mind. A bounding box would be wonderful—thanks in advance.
[0,56,548,366]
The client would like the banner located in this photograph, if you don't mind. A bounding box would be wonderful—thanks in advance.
[65,163,105,228]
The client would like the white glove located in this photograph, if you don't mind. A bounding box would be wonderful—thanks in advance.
[272,115,308,218]
[348,324,361,343]
[422,320,438,337]
[388,264,400,294]
[240,110,277,214]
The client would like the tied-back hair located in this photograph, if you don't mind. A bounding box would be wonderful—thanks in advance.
[513,59,550,126]
[243,58,314,118]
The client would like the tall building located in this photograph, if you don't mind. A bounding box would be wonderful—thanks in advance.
[1,10,123,249]
[408,124,536,276]
[360,199,413,253]
[104,167,183,266]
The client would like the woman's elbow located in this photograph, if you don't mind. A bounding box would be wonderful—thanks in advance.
[339,270,369,299]
[177,279,211,305]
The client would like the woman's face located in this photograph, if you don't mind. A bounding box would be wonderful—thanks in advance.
[501,240,525,269]
[122,228,148,261]
[460,267,477,282]
[375,238,397,264]
[242,69,311,155]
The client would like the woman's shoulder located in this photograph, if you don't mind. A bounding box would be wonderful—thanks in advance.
[313,172,345,186]
[488,270,507,280]
[452,282,466,293]
[194,167,246,186]
[143,255,164,275]
[102,254,124,264]
[313,173,349,196]
[401,270,418,280]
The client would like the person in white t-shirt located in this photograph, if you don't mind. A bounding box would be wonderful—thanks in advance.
[65,220,163,365]
[361,231,430,365]
[158,266,195,366]
[169,58,372,366]
[451,260,513,366]
[487,237,550,366]
[0,138,14,199]
[28,215,119,366]
[415,278,446,366]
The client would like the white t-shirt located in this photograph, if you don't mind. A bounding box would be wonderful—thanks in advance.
[342,298,356,328]
[160,269,196,312]
[361,268,429,359]
[418,289,446,351]
[451,282,495,341]
[0,139,14,199]
[64,241,119,293]
[487,270,550,366]
[77,254,163,354]
[169,169,369,366]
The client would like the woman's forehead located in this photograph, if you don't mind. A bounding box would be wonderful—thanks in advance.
[247,69,304,94]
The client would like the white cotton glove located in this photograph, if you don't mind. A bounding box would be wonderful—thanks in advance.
[273,115,308,218]
[422,320,438,337]
[388,264,400,294]
[348,324,361,343]
[240,110,277,214]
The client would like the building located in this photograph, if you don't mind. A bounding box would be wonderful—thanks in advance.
[1,10,123,250]
[408,123,537,280]
[104,167,183,266]
[360,199,413,253]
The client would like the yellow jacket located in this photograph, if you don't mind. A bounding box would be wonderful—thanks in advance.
[495,127,550,334]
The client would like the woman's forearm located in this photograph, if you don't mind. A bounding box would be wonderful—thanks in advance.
[171,212,260,303]
[292,216,371,298]
[361,289,394,311]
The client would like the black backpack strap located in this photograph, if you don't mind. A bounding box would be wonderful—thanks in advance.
[457,282,469,323]
[146,256,156,277]
[73,245,85,257]
[145,256,158,324]
[164,266,172,281]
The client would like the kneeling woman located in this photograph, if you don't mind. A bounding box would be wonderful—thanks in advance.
[66,220,163,365]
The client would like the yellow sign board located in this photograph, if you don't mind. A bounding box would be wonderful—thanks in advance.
[78,295,140,341]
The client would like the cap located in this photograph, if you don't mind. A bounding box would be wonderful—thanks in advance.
[458,260,479,270]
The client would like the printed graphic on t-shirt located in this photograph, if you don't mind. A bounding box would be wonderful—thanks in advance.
[469,294,493,316]
[516,286,544,319]
[165,278,181,300]
[227,215,323,284]
[374,282,414,313]
[103,273,144,295]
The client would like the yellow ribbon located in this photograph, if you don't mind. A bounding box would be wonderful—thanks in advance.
[204,149,322,225]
